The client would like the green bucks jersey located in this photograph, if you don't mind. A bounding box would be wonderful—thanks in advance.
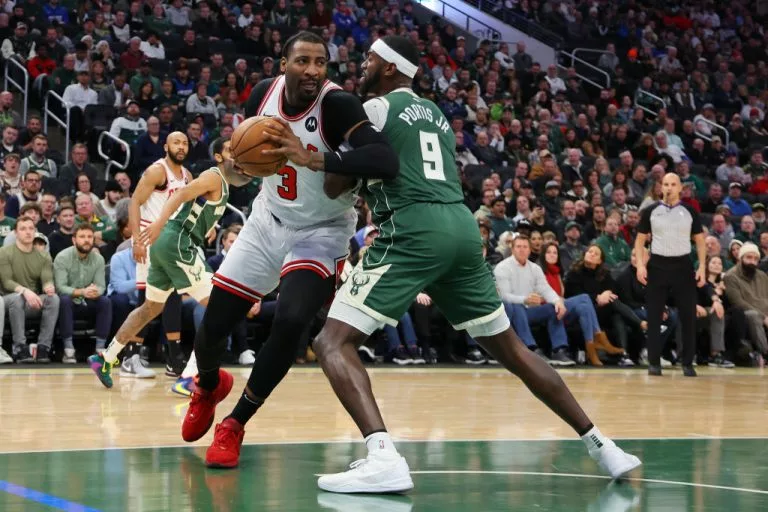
[169,167,229,245]
[363,88,464,224]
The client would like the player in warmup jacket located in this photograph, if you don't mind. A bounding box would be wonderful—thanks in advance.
[300,36,642,492]
[88,138,251,388]
[179,32,399,465]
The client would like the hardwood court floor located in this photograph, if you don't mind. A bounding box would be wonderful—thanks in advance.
[0,366,767,511]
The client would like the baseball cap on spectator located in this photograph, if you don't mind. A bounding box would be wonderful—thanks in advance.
[457,36,466,41]
[516,219,532,231]
[126,99,139,108]
[15,22,27,30]
[565,221,582,232]
[702,103,715,111]
[729,182,743,190]
[520,180,533,189]
[140,58,150,67]
[263,56,274,64]
[34,232,47,244]
[753,203,766,212]
[545,180,560,190]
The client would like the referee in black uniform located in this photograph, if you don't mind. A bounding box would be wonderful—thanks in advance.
[635,173,707,377]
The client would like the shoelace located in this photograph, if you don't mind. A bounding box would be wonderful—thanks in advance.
[214,425,241,448]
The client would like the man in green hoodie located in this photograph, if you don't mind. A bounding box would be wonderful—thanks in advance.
[597,215,631,268]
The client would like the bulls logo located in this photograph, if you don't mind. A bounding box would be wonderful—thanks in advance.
[349,272,370,296]
[305,116,318,132]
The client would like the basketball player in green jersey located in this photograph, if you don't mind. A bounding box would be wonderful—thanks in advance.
[88,138,251,388]
[269,36,642,494]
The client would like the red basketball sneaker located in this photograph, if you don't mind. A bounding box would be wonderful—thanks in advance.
[205,417,245,468]
[182,370,234,442]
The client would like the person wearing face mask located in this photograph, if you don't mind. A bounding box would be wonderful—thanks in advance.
[724,242,768,366]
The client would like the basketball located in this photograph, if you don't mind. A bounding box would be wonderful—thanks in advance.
[230,116,289,177]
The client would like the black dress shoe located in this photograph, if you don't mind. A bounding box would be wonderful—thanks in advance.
[648,365,662,376]
[682,365,697,377]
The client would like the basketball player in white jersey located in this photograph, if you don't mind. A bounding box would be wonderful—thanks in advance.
[182,32,399,467]
[123,131,191,378]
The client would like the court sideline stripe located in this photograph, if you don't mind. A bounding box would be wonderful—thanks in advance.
[1,436,767,455]
[403,470,768,496]
[0,480,101,512]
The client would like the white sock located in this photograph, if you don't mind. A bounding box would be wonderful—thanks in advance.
[102,338,126,364]
[181,352,198,378]
[581,426,610,453]
[365,431,398,458]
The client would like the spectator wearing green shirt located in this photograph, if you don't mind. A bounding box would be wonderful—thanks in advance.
[75,194,116,248]
[0,193,16,244]
[596,215,631,268]
[0,216,59,363]
[677,161,705,200]
[54,224,112,360]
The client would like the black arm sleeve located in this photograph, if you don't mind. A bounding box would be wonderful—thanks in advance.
[320,90,399,180]
[687,204,704,235]
[244,78,278,118]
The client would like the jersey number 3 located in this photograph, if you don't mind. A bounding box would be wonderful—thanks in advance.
[276,144,318,201]
[419,131,446,181]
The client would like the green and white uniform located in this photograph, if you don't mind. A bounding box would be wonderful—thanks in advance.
[146,167,229,303]
[328,88,509,338]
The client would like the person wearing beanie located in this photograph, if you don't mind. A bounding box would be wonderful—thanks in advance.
[635,173,706,377]
[724,242,768,366]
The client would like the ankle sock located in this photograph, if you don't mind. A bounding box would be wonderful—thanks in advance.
[581,425,609,452]
[228,391,264,426]
[364,431,398,457]
[103,338,126,364]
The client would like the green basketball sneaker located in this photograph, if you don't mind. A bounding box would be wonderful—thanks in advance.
[88,354,115,389]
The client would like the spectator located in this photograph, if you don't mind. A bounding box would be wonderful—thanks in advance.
[166,0,190,28]
[701,183,725,214]
[43,0,68,24]
[186,82,218,119]
[37,192,57,236]
[54,223,111,359]
[559,221,587,273]
[20,136,56,178]
[74,194,116,248]
[596,216,631,268]
[118,36,144,72]
[184,121,208,166]
[724,243,768,365]
[0,126,22,162]
[487,197,513,239]
[0,193,14,244]
[539,242,628,366]
[716,150,751,185]
[1,21,35,64]
[7,170,43,217]
[94,181,122,223]
[724,183,752,217]
[27,43,56,91]
[74,173,100,205]
[109,100,147,147]
[98,72,130,109]
[0,153,22,195]
[62,70,98,140]
[699,255,735,368]
[114,171,132,197]
[110,10,131,44]
[129,59,161,97]
[133,116,165,172]
[179,29,205,63]
[0,215,59,363]
[48,204,75,259]
[139,31,165,60]
[565,245,648,358]
[41,26,66,64]
[59,144,98,195]
[494,235,575,366]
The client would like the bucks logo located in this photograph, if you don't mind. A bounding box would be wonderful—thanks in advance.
[349,272,370,296]
[190,266,203,282]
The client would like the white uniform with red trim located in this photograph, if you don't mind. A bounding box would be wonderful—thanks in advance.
[136,158,190,289]
[213,76,357,301]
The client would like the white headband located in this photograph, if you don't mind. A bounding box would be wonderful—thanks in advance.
[371,39,417,79]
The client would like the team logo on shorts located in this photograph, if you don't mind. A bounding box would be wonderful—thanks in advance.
[190,266,203,282]
[305,116,318,132]
[349,272,371,296]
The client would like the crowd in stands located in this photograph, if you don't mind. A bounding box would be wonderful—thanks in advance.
[0,0,767,369]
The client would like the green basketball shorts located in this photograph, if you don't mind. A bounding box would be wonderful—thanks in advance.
[146,226,213,303]
[328,202,508,337]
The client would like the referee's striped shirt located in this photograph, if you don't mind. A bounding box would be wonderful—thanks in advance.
[638,202,703,257]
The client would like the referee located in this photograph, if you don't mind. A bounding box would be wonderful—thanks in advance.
[635,173,706,377]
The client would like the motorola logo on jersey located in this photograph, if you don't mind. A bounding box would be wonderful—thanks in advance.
[305,117,318,132]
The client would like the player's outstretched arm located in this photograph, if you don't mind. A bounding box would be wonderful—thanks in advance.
[129,163,168,263]
[139,171,221,247]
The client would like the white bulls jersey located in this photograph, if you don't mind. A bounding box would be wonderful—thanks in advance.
[139,158,190,230]
[255,75,356,229]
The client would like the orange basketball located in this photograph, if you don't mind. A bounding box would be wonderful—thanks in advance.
[230,116,289,177]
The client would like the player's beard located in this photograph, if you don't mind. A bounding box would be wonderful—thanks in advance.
[360,66,382,97]
[168,150,186,165]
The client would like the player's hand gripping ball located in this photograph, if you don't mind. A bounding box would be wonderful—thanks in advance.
[230,116,291,177]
